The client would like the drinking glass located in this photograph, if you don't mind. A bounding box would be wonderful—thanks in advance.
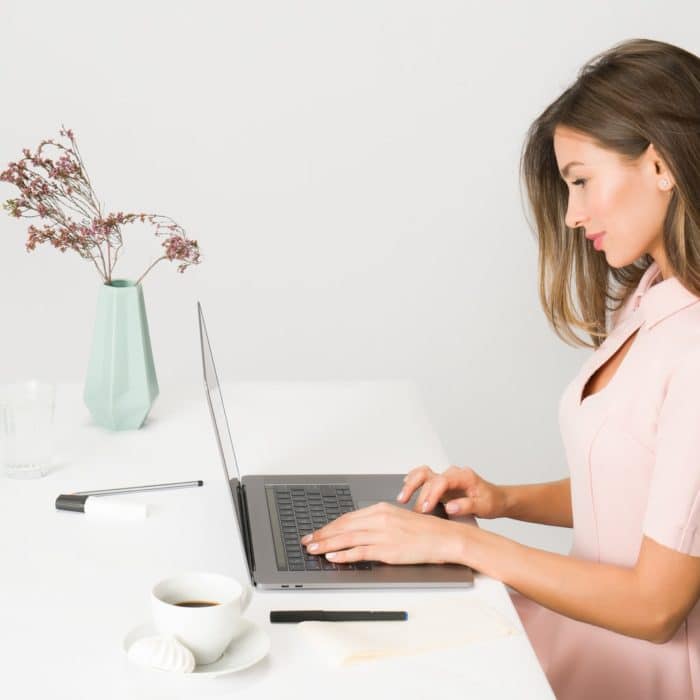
[0,380,56,479]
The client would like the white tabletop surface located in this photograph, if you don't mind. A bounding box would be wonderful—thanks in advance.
[0,380,554,699]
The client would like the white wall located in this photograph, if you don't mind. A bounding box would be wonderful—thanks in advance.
[1,0,698,554]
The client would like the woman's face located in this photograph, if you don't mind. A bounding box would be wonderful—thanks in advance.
[552,125,675,278]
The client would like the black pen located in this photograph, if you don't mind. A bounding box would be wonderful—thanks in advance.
[270,610,408,623]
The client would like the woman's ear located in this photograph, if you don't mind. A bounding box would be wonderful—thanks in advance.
[647,142,675,187]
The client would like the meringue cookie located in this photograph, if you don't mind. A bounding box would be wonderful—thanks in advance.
[128,634,196,673]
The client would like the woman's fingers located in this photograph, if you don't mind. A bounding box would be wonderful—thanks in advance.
[396,465,433,503]
[301,502,386,544]
[397,464,481,515]
[322,545,373,564]
[410,465,478,513]
[415,467,469,512]
[416,474,448,512]
[305,530,376,556]
[444,496,473,515]
[299,511,353,544]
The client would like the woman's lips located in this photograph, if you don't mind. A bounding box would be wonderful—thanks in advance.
[586,231,606,250]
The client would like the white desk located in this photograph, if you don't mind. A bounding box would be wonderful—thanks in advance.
[1,381,554,699]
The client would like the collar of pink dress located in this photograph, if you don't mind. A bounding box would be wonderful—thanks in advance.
[622,261,700,330]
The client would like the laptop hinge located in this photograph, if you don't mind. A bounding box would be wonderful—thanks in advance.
[237,483,256,575]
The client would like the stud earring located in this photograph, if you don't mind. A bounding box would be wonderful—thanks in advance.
[660,178,670,189]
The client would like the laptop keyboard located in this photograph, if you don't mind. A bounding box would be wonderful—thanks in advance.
[273,484,373,572]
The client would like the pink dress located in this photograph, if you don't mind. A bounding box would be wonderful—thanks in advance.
[510,260,700,699]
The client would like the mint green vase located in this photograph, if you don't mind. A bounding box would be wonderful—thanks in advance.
[84,279,159,430]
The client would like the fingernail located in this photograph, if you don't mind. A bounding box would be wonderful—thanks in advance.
[308,543,319,552]
[397,490,405,500]
[446,503,458,513]
[326,552,337,559]
[301,534,312,544]
[422,501,429,512]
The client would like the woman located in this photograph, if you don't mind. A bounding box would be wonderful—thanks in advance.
[300,38,700,699]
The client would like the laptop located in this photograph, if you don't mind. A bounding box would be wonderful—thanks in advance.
[198,302,474,589]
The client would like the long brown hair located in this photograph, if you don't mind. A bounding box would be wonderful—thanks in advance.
[520,38,700,349]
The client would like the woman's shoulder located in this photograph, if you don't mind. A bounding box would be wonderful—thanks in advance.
[667,334,700,379]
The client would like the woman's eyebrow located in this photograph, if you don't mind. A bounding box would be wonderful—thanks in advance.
[560,161,585,178]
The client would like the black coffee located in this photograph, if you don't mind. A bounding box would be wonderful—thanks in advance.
[174,600,219,608]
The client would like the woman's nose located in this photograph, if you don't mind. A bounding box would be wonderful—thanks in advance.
[565,203,587,230]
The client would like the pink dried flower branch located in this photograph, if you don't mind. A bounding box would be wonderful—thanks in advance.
[0,125,201,285]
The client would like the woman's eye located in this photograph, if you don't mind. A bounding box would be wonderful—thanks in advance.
[572,178,586,187]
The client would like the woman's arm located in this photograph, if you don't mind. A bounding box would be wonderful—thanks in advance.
[501,477,573,528]
[303,501,700,644]
[302,503,700,644]
[459,524,700,644]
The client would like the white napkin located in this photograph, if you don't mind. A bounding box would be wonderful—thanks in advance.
[297,597,519,667]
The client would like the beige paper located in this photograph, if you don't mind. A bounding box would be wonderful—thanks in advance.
[297,597,520,667]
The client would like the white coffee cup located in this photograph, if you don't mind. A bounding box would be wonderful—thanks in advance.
[151,572,252,665]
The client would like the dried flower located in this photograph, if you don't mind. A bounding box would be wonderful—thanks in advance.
[0,125,201,285]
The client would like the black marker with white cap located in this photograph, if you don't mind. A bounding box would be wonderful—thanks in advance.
[55,479,203,520]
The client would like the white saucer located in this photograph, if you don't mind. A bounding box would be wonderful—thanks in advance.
[123,618,270,678]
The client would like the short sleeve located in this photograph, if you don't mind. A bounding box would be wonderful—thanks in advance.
[642,346,700,556]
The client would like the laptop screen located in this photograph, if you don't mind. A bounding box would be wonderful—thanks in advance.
[198,302,242,483]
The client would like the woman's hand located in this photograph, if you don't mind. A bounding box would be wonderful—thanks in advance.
[397,464,508,519]
[300,501,471,565]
